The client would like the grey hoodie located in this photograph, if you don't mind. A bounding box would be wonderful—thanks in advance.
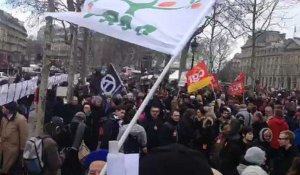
[117,124,147,152]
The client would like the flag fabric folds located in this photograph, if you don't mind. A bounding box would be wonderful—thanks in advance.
[227,72,245,96]
[186,61,213,93]
[46,0,216,56]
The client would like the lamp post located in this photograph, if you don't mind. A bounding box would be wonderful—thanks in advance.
[190,37,198,69]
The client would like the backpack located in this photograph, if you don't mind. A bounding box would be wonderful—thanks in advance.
[123,134,140,154]
[23,137,48,174]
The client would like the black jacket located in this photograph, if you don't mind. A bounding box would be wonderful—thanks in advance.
[100,114,121,149]
[140,116,163,150]
[158,120,179,146]
[271,146,299,175]
[219,134,243,175]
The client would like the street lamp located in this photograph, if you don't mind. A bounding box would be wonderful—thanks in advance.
[190,37,198,69]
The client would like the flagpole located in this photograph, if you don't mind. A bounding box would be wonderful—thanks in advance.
[99,1,216,174]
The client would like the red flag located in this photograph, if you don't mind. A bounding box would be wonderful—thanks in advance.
[186,61,213,93]
[211,74,221,92]
[227,72,245,96]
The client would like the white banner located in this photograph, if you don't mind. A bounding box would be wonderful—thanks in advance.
[47,0,215,55]
[0,74,75,106]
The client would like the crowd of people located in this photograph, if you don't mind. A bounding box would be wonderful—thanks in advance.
[0,79,300,175]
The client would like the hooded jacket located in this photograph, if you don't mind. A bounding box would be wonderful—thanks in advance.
[268,116,289,149]
[117,123,147,152]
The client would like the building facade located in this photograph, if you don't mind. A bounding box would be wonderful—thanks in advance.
[236,31,300,90]
[0,10,27,71]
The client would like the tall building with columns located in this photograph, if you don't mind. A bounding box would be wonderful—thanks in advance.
[236,31,300,90]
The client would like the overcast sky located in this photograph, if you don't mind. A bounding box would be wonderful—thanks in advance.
[0,0,300,58]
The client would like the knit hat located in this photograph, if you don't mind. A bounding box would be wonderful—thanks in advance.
[244,147,266,165]
[241,166,268,175]
[3,102,17,113]
[259,128,273,142]
[140,144,213,175]
[83,150,108,169]
[72,112,86,122]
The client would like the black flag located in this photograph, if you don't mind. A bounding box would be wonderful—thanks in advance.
[99,64,125,97]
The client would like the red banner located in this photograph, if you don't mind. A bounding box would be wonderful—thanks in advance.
[227,72,245,96]
[186,61,213,93]
[211,74,221,92]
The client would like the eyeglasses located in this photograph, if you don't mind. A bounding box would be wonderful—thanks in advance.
[278,137,288,140]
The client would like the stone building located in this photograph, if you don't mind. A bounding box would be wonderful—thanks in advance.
[0,10,27,72]
[236,31,300,89]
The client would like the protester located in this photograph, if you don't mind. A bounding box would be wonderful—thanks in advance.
[271,130,299,175]
[268,106,289,150]
[100,105,126,149]
[140,105,164,151]
[0,102,28,174]
[158,109,180,146]
[237,147,266,175]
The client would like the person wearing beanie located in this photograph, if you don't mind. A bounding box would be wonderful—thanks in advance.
[237,147,266,174]
[0,101,28,174]
[241,166,268,175]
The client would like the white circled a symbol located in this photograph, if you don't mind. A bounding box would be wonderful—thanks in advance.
[100,74,116,94]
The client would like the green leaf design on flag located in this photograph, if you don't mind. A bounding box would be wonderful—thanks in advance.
[119,15,132,30]
[84,13,95,18]
[99,10,119,25]
[135,25,157,35]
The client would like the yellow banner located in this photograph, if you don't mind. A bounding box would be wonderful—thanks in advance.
[187,76,213,93]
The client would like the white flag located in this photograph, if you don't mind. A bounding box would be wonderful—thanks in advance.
[47,0,215,55]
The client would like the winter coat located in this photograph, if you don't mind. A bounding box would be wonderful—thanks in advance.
[268,116,289,149]
[117,123,147,152]
[271,146,299,175]
[220,134,243,175]
[62,104,82,124]
[42,136,65,175]
[85,106,104,151]
[237,159,258,175]
[100,114,121,149]
[140,116,163,150]
[252,122,268,140]
[158,120,179,146]
[0,112,28,173]
[178,117,196,148]
[61,121,89,175]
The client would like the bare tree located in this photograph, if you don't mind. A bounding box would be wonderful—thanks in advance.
[36,0,55,136]
[220,0,279,89]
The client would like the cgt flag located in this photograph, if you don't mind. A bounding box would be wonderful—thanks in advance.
[100,64,125,97]
[46,0,216,56]
[186,61,213,93]
[227,72,245,96]
[211,74,221,92]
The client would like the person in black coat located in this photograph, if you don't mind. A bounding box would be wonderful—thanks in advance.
[219,119,243,175]
[178,108,196,148]
[62,96,82,124]
[252,111,268,140]
[140,105,164,151]
[100,105,126,149]
[271,130,299,175]
[158,109,180,146]
[252,127,273,172]
[84,103,101,151]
